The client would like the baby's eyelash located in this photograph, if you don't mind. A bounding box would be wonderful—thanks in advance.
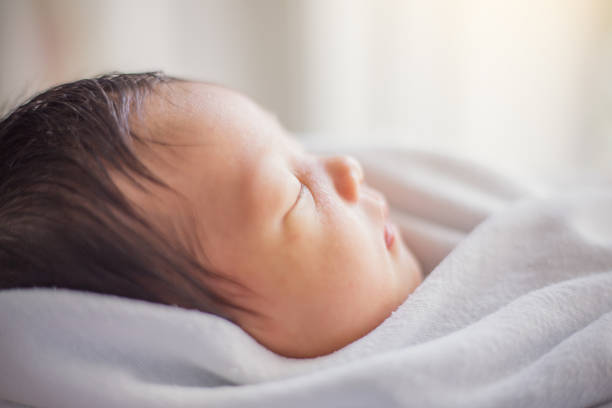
[286,181,305,216]
[296,183,306,203]
[288,178,314,218]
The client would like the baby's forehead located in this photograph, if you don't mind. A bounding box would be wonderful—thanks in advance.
[137,80,299,184]
[161,81,259,121]
[144,81,280,147]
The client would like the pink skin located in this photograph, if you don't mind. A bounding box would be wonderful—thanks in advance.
[128,81,423,358]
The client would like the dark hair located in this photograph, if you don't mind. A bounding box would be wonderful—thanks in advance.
[0,72,244,317]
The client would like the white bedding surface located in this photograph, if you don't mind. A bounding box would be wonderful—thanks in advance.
[1,148,611,408]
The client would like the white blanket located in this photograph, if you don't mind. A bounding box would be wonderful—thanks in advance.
[1,149,612,408]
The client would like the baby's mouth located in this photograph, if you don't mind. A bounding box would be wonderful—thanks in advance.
[362,185,394,249]
[384,221,396,250]
[378,193,396,250]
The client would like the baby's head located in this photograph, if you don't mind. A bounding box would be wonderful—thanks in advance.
[0,73,422,357]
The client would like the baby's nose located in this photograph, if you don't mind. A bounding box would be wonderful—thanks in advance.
[325,155,364,202]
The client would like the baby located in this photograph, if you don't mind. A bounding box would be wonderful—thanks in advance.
[0,73,422,358]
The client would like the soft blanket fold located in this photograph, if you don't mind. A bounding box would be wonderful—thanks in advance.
[1,149,611,408]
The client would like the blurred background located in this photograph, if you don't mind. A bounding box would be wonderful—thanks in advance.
[1,0,612,180]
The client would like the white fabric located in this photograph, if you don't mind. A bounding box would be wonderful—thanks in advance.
[2,149,612,408]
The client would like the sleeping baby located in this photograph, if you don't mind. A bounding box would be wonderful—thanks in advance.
[0,72,422,358]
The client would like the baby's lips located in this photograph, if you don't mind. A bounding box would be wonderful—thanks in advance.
[384,221,396,250]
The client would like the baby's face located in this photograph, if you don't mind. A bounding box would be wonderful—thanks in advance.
[133,82,422,357]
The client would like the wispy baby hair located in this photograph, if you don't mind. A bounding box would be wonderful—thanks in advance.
[0,72,239,316]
